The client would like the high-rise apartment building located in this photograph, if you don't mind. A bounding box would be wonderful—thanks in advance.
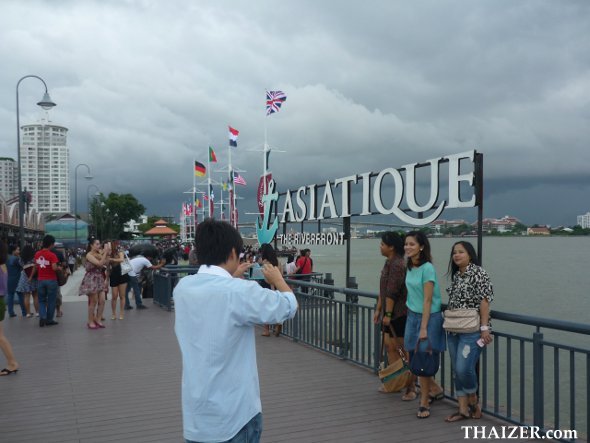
[20,120,70,213]
[0,157,18,201]
[577,212,590,229]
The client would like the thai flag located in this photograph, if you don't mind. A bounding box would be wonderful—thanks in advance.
[228,126,239,147]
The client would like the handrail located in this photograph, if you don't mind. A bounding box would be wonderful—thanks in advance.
[153,269,588,441]
[286,277,590,336]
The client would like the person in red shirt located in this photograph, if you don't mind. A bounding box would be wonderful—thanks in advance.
[34,235,60,327]
[295,249,313,294]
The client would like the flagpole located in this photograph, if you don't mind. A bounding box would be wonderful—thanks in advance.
[220,177,224,221]
[262,91,268,194]
[193,158,197,240]
[264,113,268,195]
[207,150,212,218]
[233,170,238,229]
[228,139,234,227]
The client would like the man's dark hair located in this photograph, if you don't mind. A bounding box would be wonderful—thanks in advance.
[42,235,56,249]
[21,245,35,263]
[259,243,278,266]
[195,219,243,266]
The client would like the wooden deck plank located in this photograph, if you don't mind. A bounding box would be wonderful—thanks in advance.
[0,270,540,442]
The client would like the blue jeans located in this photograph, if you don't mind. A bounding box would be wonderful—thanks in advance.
[447,331,482,396]
[125,275,143,307]
[37,280,58,322]
[185,413,262,443]
[7,291,26,316]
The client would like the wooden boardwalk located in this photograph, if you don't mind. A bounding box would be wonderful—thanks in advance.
[0,270,532,443]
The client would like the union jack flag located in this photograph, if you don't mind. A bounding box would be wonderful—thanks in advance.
[266,90,287,116]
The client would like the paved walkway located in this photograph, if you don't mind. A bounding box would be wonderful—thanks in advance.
[0,270,532,443]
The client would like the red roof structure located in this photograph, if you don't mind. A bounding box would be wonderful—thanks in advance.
[144,219,178,238]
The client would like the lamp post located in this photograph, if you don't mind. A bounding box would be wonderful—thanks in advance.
[87,184,100,236]
[16,75,56,249]
[87,184,100,207]
[105,208,110,240]
[74,163,93,248]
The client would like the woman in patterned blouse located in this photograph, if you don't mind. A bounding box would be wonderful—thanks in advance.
[374,232,416,399]
[444,241,494,422]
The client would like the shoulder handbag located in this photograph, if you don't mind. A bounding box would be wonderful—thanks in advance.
[409,339,440,377]
[295,257,307,275]
[442,308,480,333]
[120,253,133,276]
[56,266,69,287]
[378,325,412,392]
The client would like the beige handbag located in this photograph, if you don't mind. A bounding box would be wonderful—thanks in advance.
[443,309,480,333]
[378,325,412,392]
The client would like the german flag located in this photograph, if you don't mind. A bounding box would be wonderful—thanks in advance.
[194,161,206,177]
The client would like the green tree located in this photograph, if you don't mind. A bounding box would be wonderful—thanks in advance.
[89,192,145,240]
[511,222,528,234]
[571,225,590,236]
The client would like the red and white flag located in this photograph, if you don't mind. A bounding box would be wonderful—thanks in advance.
[228,126,239,147]
[233,173,247,186]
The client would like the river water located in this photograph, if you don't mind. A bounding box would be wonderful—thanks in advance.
[308,236,590,324]
[307,236,589,434]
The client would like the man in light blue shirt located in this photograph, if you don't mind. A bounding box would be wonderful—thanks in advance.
[174,219,298,443]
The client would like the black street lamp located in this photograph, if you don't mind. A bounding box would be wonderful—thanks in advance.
[16,75,56,249]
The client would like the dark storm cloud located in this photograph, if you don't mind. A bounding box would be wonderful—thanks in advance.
[0,0,588,226]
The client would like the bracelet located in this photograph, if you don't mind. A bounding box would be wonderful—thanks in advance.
[480,325,491,331]
[384,312,393,318]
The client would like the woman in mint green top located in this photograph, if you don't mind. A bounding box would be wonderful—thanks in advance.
[404,231,445,419]
[405,261,442,314]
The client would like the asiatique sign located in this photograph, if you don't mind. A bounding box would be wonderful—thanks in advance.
[256,150,478,245]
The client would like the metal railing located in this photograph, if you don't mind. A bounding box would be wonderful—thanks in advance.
[152,265,199,310]
[281,278,589,442]
[153,270,588,441]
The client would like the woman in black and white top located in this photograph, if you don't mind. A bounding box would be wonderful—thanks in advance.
[444,241,493,422]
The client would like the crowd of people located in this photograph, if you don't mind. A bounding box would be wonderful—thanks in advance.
[0,222,494,441]
[375,230,494,422]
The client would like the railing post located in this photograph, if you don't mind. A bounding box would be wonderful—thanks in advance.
[347,276,358,303]
[373,303,380,373]
[166,272,173,311]
[323,273,334,299]
[532,330,544,429]
[341,276,358,359]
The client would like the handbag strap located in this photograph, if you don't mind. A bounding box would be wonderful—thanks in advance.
[388,325,409,364]
[414,337,433,354]
[380,322,408,365]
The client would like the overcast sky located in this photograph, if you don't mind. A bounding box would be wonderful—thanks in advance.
[1,0,588,227]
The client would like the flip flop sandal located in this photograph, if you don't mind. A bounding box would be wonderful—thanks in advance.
[445,411,470,422]
[469,402,482,419]
[429,392,444,403]
[401,390,417,401]
[417,406,430,419]
[0,368,19,376]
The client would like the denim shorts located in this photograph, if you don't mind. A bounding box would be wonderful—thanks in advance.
[404,309,446,352]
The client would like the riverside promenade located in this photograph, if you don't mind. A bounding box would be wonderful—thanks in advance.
[1,270,533,443]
